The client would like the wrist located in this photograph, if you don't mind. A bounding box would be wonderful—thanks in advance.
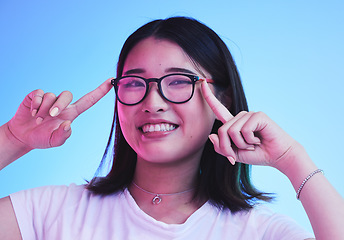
[273,142,318,192]
[5,122,32,150]
[0,123,32,170]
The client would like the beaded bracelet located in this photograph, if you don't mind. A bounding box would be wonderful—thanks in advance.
[296,169,324,200]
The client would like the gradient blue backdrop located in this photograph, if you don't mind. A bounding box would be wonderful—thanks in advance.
[1,0,343,233]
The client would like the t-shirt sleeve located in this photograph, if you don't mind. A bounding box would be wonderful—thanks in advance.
[9,184,83,240]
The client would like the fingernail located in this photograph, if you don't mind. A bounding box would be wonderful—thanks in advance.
[208,135,215,144]
[50,107,59,117]
[64,123,71,131]
[36,117,43,125]
[31,109,37,117]
[246,147,255,151]
[227,156,236,165]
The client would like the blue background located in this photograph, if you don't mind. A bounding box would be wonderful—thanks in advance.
[1,0,343,233]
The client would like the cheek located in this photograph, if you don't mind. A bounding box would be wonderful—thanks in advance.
[194,88,216,121]
[183,93,216,138]
[117,105,135,137]
[117,107,126,129]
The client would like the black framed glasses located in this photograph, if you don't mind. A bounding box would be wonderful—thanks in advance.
[111,73,214,106]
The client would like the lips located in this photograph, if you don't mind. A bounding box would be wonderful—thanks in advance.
[140,123,178,133]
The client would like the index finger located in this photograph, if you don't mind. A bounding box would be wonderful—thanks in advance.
[72,78,114,118]
[201,80,233,123]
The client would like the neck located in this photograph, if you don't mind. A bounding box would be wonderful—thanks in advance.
[132,155,200,195]
[132,181,195,205]
[128,155,206,224]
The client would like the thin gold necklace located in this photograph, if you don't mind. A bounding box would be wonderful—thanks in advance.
[132,182,195,205]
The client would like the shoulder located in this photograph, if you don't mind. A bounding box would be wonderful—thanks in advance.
[228,205,299,228]
[205,204,313,239]
[11,183,124,205]
[9,185,128,239]
[10,183,86,203]
[233,205,314,239]
[10,183,127,218]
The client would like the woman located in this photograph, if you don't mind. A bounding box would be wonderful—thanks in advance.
[0,17,343,239]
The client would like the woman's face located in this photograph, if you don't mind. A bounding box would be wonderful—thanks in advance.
[118,37,216,165]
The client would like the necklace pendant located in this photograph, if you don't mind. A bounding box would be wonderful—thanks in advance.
[152,195,162,205]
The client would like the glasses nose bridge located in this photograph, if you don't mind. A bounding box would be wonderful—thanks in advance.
[143,76,166,99]
[146,77,162,85]
[145,77,163,92]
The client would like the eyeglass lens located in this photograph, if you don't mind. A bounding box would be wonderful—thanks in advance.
[116,75,194,105]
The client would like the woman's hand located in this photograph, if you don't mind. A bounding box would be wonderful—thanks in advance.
[6,78,113,150]
[202,81,344,240]
[201,81,300,169]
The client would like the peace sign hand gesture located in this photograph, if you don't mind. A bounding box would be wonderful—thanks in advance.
[7,78,113,150]
[201,81,299,168]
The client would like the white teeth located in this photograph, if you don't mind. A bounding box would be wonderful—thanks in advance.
[141,123,177,133]
[149,125,155,132]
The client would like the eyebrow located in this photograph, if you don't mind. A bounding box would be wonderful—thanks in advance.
[123,67,197,76]
[165,67,196,75]
[123,68,145,75]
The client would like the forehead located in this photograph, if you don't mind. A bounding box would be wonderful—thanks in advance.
[123,37,198,75]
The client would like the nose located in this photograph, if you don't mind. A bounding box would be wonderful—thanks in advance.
[141,83,169,113]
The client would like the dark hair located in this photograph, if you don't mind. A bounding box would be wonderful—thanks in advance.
[87,16,272,212]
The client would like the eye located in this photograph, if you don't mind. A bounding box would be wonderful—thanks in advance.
[168,79,191,86]
[165,76,192,88]
[119,78,145,89]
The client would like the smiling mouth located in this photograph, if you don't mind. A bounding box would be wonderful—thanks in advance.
[140,123,178,133]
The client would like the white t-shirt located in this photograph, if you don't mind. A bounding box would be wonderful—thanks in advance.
[10,184,314,240]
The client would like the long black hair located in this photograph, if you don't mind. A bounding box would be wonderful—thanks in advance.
[87,17,272,212]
